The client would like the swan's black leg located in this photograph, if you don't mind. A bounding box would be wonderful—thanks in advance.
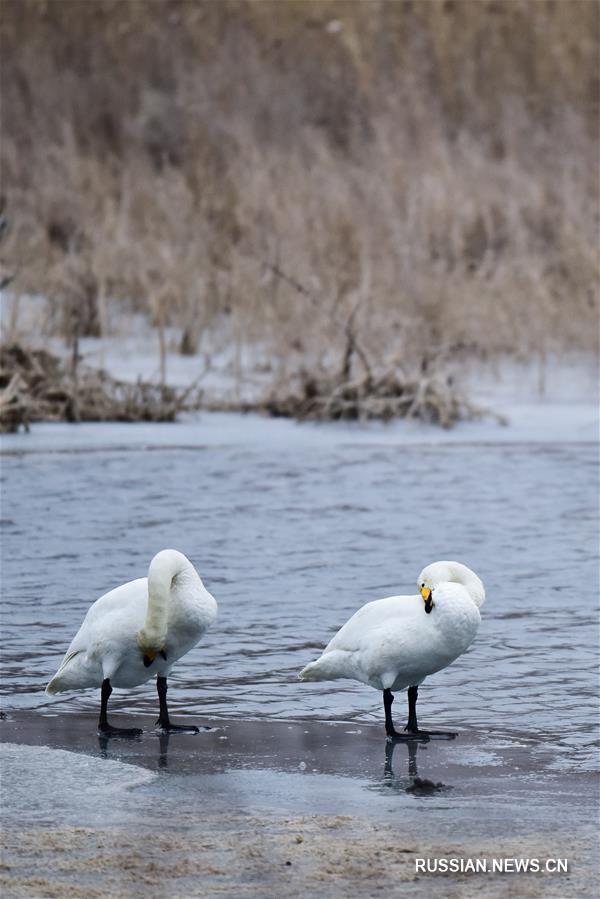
[407,685,419,732]
[384,688,396,736]
[155,676,199,734]
[98,678,143,737]
[383,688,428,742]
[404,685,457,740]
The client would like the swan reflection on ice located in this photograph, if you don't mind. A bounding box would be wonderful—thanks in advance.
[379,739,450,796]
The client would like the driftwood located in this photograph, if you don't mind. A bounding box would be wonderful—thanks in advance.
[0,343,201,433]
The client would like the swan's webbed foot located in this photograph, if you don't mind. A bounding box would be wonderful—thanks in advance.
[155,719,199,734]
[155,677,199,734]
[386,727,430,743]
[383,687,458,742]
[406,728,457,740]
[401,686,458,740]
[98,679,142,737]
[98,722,143,738]
[384,689,430,742]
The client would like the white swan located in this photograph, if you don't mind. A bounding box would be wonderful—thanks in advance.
[299,561,484,740]
[46,549,218,735]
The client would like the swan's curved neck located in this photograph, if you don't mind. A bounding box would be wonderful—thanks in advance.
[450,563,485,608]
[137,551,191,653]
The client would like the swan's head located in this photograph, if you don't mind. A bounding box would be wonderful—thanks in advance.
[417,560,485,612]
[137,628,167,667]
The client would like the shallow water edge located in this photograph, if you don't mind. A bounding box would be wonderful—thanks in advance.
[1,712,598,898]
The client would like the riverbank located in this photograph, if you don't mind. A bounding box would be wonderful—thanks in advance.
[2,320,597,434]
[0,399,597,455]
[2,301,598,432]
[1,712,598,898]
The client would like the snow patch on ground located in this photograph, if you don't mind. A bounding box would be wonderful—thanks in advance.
[1,742,156,827]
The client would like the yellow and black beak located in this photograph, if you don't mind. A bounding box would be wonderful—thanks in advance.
[420,586,433,614]
[142,649,167,668]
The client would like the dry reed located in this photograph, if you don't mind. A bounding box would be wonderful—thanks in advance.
[1,0,598,415]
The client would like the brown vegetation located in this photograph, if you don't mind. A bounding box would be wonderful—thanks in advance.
[0,342,199,432]
[256,366,503,427]
[215,319,505,426]
[1,0,598,416]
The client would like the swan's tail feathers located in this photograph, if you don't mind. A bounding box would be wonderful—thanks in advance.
[298,659,322,682]
[299,650,349,682]
[46,650,84,695]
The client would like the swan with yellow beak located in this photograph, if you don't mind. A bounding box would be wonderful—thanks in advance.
[46,549,217,736]
[299,561,485,741]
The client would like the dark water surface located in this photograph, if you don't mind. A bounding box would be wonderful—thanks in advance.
[1,423,598,772]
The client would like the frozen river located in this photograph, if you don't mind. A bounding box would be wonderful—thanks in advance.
[1,415,598,772]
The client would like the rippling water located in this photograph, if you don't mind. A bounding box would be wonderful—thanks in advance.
[1,422,597,770]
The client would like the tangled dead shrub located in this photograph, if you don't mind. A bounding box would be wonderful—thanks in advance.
[0,343,200,432]
[257,367,505,428]
[1,340,507,429]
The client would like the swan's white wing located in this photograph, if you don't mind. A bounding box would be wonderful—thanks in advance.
[352,617,442,689]
[72,577,148,640]
[301,593,457,690]
[324,594,422,654]
[46,578,149,693]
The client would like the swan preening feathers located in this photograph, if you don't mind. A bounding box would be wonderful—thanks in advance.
[299,561,485,740]
[47,553,484,742]
[46,549,217,735]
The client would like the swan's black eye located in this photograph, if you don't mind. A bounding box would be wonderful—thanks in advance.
[421,583,425,588]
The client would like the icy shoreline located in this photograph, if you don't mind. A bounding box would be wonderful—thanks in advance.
[1,714,597,898]
[1,399,597,454]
